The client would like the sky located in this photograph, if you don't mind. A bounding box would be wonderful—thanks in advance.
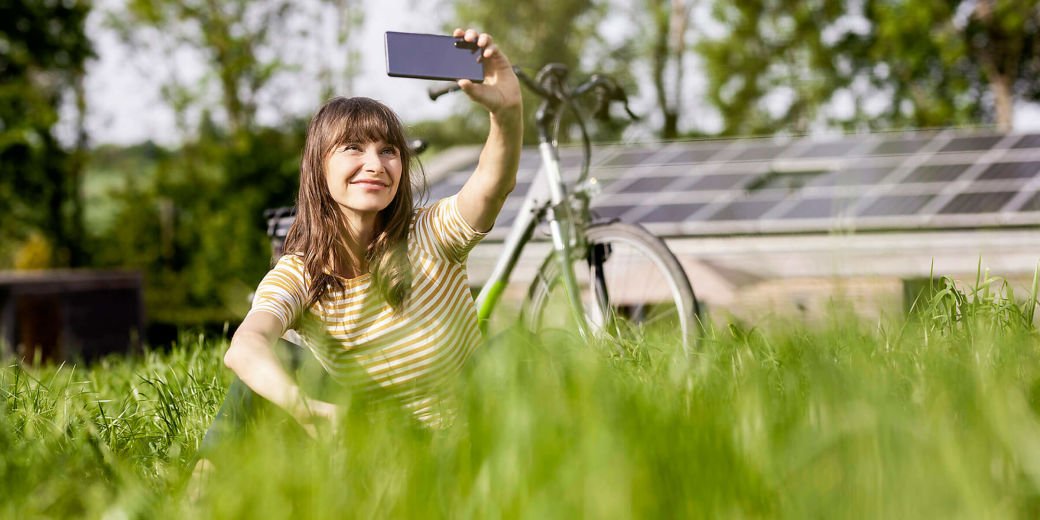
[74,0,469,146]
[69,0,1040,147]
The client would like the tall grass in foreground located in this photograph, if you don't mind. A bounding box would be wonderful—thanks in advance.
[2,275,1040,518]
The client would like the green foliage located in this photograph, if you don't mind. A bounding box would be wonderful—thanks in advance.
[0,332,227,516]
[864,0,988,128]
[453,0,598,78]
[912,262,1040,342]
[86,123,306,325]
[449,0,636,144]
[3,284,1040,517]
[94,0,341,325]
[0,0,93,267]
[110,0,318,134]
[406,114,490,152]
[697,0,1040,135]
[698,0,869,135]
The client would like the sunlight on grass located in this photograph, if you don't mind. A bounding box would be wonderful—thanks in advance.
[2,275,1040,518]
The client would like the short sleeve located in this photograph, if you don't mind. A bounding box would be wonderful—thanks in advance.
[413,194,489,263]
[246,255,308,331]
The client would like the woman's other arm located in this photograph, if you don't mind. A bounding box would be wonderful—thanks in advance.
[453,28,524,233]
[223,311,337,436]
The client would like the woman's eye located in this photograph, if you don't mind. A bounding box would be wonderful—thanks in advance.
[342,144,360,152]
[382,147,398,155]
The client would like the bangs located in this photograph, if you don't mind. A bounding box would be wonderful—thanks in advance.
[329,98,403,148]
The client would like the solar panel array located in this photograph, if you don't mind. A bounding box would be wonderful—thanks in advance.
[425,130,1040,239]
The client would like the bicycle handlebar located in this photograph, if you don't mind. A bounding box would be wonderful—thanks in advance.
[426,65,637,122]
[426,63,637,191]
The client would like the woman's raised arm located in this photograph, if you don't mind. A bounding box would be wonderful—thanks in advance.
[452,28,524,233]
[223,311,337,436]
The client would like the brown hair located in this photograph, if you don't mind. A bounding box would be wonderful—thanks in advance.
[283,97,424,312]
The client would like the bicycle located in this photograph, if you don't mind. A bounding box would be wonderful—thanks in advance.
[430,63,699,358]
[264,63,700,359]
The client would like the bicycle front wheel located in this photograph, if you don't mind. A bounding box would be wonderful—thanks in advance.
[523,222,700,361]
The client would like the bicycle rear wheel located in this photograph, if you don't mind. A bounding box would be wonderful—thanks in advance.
[523,222,700,361]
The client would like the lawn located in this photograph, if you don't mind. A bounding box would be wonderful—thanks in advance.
[2,275,1040,518]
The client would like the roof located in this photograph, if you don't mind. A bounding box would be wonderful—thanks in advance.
[426,129,1040,240]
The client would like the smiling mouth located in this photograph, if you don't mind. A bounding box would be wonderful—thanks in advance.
[351,179,389,187]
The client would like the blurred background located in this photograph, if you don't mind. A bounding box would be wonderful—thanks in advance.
[3,0,1040,348]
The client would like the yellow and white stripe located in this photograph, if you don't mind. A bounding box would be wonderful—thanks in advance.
[246,195,487,426]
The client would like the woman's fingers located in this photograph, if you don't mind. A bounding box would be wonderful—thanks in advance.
[450,27,521,115]
[454,27,494,54]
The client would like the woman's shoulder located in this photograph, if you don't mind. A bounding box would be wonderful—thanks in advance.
[273,252,308,275]
[411,195,456,223]
[278,251,306,262]
[409,199,434,229]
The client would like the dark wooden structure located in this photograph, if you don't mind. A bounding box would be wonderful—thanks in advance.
[0,270,145,363]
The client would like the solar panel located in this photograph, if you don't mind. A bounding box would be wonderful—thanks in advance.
[938,191,1017,214]
[1019,191,1040,211]
[797,140,861,158]
[940,135,1004,152]
[732,143,786,161]
[904,164,970,183]
[976,162,1040,180]
[706,196,784,221]
[808,167,890,187]
[426,172,468,200]
[494,208,518,227]
[669,146,724,163]
[602,148,663,167]
[858,194,935,216]
[781,197,857,219]
[638,203,706,223]
[559,150,590,168]
[1011,134,1040,149]
[688,173,753,190]
[427,184,461,201]
[748,171,824,192]
[517,151,543,169]
[614,176,683,193]
[871,137,931,155]
[590,205,636,220]
[512,181,532,195]
[429,129,1040,240]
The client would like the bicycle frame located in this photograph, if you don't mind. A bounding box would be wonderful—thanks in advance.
[473,143,594,335]
[473,83,592,337]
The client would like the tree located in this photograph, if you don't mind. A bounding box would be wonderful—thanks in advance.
[97,0,358,322]
[696,0,1040,134]
[0,0,93,267]
[647,0,694,139]
[696,0,858,135]
[940,0,1037,130]
[450,0,621,143]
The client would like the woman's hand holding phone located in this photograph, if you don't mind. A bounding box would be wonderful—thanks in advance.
[452,28,522,121]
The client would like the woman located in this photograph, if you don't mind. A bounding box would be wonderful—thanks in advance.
[194,28,521,473]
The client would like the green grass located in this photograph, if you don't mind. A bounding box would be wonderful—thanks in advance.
[3,276,1040,518]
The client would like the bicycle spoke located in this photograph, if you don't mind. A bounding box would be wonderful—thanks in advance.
[524,222,698,363]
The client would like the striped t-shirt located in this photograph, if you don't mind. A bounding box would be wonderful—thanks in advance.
[246,195,487,426]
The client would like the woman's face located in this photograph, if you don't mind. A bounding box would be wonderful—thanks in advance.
[325,139,403,220]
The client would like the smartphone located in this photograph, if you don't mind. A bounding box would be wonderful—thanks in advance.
[385,31,484,83]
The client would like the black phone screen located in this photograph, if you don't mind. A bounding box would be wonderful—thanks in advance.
[385,31,484,83]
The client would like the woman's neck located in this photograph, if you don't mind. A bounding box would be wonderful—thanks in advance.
[336,210,380,277]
